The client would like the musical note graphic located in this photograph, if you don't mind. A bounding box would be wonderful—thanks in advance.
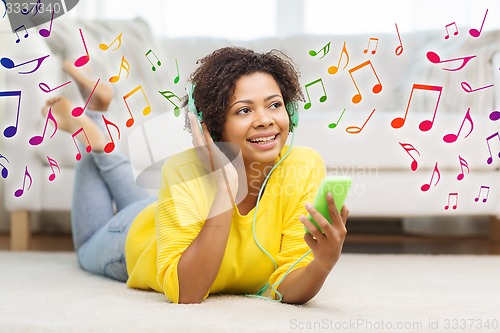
[21,0,41,15]
[39,9,55,38]
[2,0,7,18]
[145,49,161,72]
[394,23,403,56]
[444,192,458,210]
[345,108,376,134]
[303,78,327,110]
[14,25,29,43]
[392,84,443,130]
[490,111,500,121]
[158,90,182,117]
[474,185,490,203]
[363,37,379,55]
[74,28,90,67]
[1,55,50,75]
[348,60,382,104]
[72,79,100,117]
[328,108,346,129]
[71,128,92,161]
[14,166,32,197]
[29,108,58,146]
[399,142,420,171]
[123,85,151,127]
[456,155,470,181]
[444,22,459,39]
[39,80,72,93]
[1,90,22,138]
[328,41,349,75]
[0,154,9,179]
[443,108,473,143]
[309,41,331,59]
[109,56,130,83]
[102,115,121,153]
[469,9,488,38]
[461,81,494,93]
[47,156,60,182]
[174,58,180,84]
[426,51,476,72]
[99,32,123,51]
[485,132,500,165]
[421,162,440,192]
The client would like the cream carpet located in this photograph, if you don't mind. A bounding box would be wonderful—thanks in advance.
[1,252,499,333]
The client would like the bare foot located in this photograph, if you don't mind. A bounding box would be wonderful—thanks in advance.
[63,60,114,111]
[42,96,106,152]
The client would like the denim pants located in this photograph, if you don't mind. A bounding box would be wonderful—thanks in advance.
[71,112,155,282]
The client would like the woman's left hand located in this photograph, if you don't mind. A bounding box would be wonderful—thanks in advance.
[299,192,349,272]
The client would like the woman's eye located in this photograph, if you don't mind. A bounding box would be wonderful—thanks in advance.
[237,107,251,115]
[270,102,282,109]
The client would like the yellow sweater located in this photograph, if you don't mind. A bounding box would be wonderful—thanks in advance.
[125,145,325,303]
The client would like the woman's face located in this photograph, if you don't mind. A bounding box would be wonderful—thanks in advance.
[221,72,290,165]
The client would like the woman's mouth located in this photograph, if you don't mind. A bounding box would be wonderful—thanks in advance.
[248,134,278,145]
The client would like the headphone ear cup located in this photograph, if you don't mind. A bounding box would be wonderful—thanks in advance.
[286,102,299,132]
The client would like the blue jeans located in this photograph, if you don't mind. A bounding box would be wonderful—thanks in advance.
[71,113,155,282]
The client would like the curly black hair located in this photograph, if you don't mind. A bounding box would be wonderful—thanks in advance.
[184,47,304,141]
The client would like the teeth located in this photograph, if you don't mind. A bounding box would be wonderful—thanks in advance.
[250,135,276,144]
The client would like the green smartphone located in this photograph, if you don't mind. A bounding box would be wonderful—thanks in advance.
[305,176,352,233]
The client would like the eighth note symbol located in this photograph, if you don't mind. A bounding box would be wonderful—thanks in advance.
[474,185,490,203]
[444,192,458,210]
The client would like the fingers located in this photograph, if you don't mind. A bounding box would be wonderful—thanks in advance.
[299,212,325,240]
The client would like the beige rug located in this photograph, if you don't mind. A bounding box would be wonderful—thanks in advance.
[1,252,499,333]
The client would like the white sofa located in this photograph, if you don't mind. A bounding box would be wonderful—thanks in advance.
[2,17,500,250]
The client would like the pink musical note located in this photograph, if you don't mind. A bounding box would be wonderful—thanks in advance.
[461,81,494,93]
[74,28,90,67]
[456,155,470,181]
[444,22,459,39]
[39,80,72,93]
[363,37,379,55]
[71,128,92,161]
[109,56,131,83]
[72,78,100,117]
[145,49,162,72]
[474,185,490,203]
[14,25,29,43]
[102,115,121,153]
[485,132,500,165]
[309,41,331,59]
[158,90,181,117]
[47,156,60,182]
[303,78,327,110]
[469,9,488,38]
[0,154,9,179]
[443,108,474,143]
[328,108,347,129]
[421,162,440,192]
[444,192,458,210]
[399,142,420,171]
[99,32,123,51]
[0,55,50,75]
[123,85,152,127]
[391,84,443,130]
[328,41,349,75]
[348,60,382,104]
[394,23,404,56]
[29,108,58,146]
[1,90,22,138]
[14,166,32,197]
[39,9,55,38]
[426,51,476,72]
[490,111,500,121]
[345,108,376,134]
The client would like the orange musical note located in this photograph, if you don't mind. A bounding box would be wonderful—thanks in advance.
[72,78,100,117]
[14,166,32,197]
[174,58,180,84]
[0,54,50,75]
[158,90,181,117]
[0,154,9,179]
[474,185,490,203]
[426,51,476,72]
[47,156,60,182]
[123,85,151,127]
[71,128,92,161]
[1,90,22,138]
[145,49,161,72]
[456,155,470,181]
[490,111,500,121]
[392,84,443,130]
[328,41,349,75]
[99,32,123,51]
[14,25,29,43]
[444,192,458,210]
[399,142,420,171]
[109,56,130,83]
[443,108,474,143]
[485,132,500,165]
[328,108,346,129]
[39,80,72,93]
[29,108,58,146]
[74,28,90,67]
[444,22,459,39]
[461,81,494,93]
[347,60,382,104]
[345,108,375,134]
[303,78,327,110]
[309,41,331,59]
[394,23,404,56]
[39,9,55,38]
[363,37,379,55]
[469,9,488,38]
[421,162,440,192]
[102,115,121,153]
